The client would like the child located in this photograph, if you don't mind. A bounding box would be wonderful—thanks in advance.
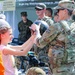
[0,19,36,75]
[26,67,46,75]
[0,13,6,75]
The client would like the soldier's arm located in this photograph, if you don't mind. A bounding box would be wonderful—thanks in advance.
[36,25,59,48]
[47,18,54,26]
[42,16,54,26]
[60,20,70,32]
[70,22,75,35]
[18,22,21,32]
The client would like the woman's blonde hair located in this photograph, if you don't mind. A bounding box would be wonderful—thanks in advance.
[0,19,11,44]
[0,19,11,34]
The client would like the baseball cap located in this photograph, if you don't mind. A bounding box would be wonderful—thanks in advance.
[35,3,46,10]
[54,0,75,10]
[21,12,27,16]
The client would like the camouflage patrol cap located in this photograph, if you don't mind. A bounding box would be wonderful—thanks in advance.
[54,0,75,10]
[26,67,46,75]
[21,11,27,16]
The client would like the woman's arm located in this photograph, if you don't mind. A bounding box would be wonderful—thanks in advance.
[2,35,36,56]
[10,34,35,50]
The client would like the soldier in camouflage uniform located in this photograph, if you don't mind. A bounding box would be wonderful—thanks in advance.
[33,3,54,63]
[35,3,53,35]
[18,12,33,72]
[26,67,46,75]
[31,0,75,75]
[18,11,33,44]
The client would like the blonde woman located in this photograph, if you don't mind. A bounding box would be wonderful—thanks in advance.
[0,19,36,75]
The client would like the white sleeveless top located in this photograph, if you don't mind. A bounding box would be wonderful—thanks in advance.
[0,45,18,75]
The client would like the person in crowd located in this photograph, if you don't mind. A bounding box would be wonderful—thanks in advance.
[35,3,53,35]
[45,7,53,18]
[26,67,46,75]
[54,15,59,23]
[18,11,33,72]
[18,11,33,44]
[33,3,54,64]
[0,13,6,75]
[0,19,36,75]
[30,0,75,75]
[53,10,60,23]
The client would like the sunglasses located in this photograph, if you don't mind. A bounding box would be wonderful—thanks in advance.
[35,8,43,11]
[58,9,65,12]
[54,9,65,15]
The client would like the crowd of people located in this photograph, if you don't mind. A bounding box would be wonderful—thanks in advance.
[0,0,75,75]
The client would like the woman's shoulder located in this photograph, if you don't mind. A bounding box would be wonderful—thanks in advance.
[0,45,5,50]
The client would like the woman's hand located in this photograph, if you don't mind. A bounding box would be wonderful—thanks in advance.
[29,23,40,35]
[29,24,41,44]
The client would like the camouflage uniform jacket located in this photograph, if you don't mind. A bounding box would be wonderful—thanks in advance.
[18,19,33,42]
[35,16,54,59]
[38,16,54,35]
[36,19,75,72]
[38,16,54,51]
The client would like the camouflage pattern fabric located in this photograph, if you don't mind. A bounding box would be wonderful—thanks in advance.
[36,19,75,75]
[36,0,75,75]
[18,19,33,43]
[40,16,54,35]
[33,16,54,62]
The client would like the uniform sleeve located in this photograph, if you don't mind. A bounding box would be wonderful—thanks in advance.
[36,25,59,48]
[43,17,54,26]
[18,22,21,32]
[47,18,54,26]
[70,22,75,35]
[59,20,70,32]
